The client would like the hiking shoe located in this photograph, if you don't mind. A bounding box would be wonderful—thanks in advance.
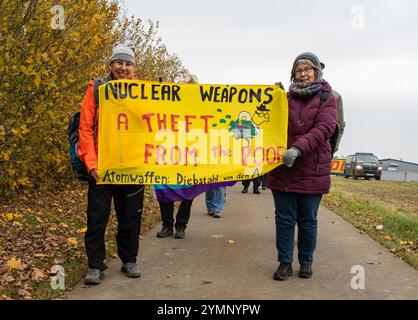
[213,212,222,218]
[121,262,141,278]
[157,227,173,238]
[207,211,214,216]
[241,187,248,194]
[273,263,293,281]
[84,268,104,285]
[101,259,108,271]
[253,188,261,194]
[299,264,313,278]
[174,228,186,239]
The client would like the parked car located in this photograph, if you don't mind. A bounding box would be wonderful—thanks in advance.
[344,153,382,180]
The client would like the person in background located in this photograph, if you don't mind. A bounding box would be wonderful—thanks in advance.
[241,177,261,194]
[268,52,337,281]
[206,185,226,218]
[156,75,199,239]
[156,200,193,239]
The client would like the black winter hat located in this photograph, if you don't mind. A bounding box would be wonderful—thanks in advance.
[291,52,323,81]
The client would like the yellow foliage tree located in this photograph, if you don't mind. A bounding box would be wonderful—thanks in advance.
[0,0,189,196]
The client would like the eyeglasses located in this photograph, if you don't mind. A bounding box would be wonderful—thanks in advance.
[295,67,314,76]
[113,60,134,68]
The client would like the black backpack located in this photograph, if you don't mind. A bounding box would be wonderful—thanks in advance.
[319,91,340,156]
[67,76,107,182]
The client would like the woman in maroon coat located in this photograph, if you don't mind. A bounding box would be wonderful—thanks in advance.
[268,52,337,280]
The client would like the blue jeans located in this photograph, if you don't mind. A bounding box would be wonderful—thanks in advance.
[205,186,226,213]
[272,190,322,265]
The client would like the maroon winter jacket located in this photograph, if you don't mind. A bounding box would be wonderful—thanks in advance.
[267,81,337,194]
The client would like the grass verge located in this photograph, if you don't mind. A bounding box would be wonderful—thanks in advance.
[0,183,160,300]
[322,176,417,269]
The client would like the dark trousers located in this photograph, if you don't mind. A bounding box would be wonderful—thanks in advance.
[242,177,261,190]
[85,180,144,270]
[159,200,193,231]
[261,174,267,188]
[272,190,322,265]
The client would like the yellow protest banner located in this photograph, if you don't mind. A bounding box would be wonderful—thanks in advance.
[98,80,288,185]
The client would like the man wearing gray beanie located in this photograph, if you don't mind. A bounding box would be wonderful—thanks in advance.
[78,41,144,285]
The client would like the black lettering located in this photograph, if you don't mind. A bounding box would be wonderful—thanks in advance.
[161,85,171,100]
[121,173,129,183]
[177,173,184,184]
[105,82,118,100]
[221,88,229,102]
[118,82,128,99]
[129,83,138,99]
[102,170,111,182]
[264,87,274,104]
[214,86,221,102]
[249,88,261,103]
[229,87,238,102]
[140,84,148,99]
[172,85,181,101]
[200,86,214,101]
[151,84,160,100]
[238,89,248,103]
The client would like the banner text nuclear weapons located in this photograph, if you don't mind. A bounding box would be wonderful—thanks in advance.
[98,80,288,185]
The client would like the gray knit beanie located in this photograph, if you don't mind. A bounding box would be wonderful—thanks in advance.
[110,42,136,65]
[291,52,323,82]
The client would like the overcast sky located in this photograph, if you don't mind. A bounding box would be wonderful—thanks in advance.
[125,0,418,163]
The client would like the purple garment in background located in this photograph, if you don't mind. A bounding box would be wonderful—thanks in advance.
[154,181,236,203]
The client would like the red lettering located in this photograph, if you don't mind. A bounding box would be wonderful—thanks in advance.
[144,144,154,164]
[170,146,181,165]
[185,115,197,133]
[142,113,155,132]
[241,146,251,165]
[171,114,180,132]
[157,114,167,131]
[185,147,198,167]
[200,115,214,133]
[253,146,265,165]
[155,145,167,165]
[266,147,278,164]
[117,113,128,130]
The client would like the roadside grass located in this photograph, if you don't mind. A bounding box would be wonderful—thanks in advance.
[0,184,160,300]
[323,176,418,269]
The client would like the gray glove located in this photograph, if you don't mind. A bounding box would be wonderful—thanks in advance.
[282,147,301,167]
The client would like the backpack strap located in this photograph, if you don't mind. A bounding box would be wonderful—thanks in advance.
[91,74,111,140]
[319,91,331,105]
[93,76,110,108]
[318,91,340,155]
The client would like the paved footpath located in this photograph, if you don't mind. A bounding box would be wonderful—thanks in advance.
[67,185,418,300]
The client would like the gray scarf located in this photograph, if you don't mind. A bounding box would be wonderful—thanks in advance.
[289,81,323,100]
